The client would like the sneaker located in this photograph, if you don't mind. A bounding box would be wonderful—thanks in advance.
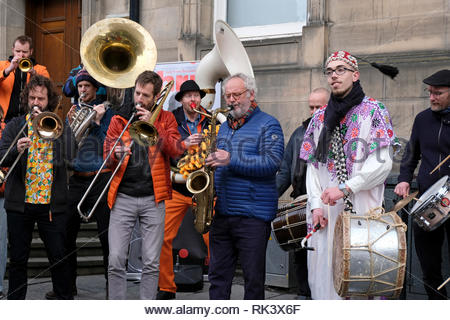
[0,291,5,300]
[156,290,176,300]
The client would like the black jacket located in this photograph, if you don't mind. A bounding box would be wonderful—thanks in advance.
[276,117,311,198]
[0,115,77,213]
[171,106,210,197]
[398,108,450,195]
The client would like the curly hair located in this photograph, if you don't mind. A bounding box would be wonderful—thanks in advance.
[20,75,60,112]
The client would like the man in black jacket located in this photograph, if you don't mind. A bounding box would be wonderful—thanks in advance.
[0,75,76,299]
[157,80,210,300]
[395,69,450,299]
[276,87,329,299]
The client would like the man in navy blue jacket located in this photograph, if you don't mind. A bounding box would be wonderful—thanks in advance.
[395,69,450,299]
[46,69,113,299]
[206,73,284,299]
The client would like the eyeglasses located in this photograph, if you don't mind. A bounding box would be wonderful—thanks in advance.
[224,89,248,100]
[424,88,449,97]
[324,67,355,77]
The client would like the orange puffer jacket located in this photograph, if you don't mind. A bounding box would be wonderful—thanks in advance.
[104,108,184,208]
[0,60,50,117]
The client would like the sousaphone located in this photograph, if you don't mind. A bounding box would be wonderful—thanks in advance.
[195,20,254,110]
[80,17,157,89]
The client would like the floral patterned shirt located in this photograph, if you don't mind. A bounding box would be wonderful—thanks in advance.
[25,114,53,204]
[300,96,399,181]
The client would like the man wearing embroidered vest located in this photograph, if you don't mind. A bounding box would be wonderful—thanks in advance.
[45,69,113,299]
[276,87,330,300]
[205,73,284,299]
[299,51,399,299]
[157,80,210,300]
[104,71,183,299]
[394,69,450,299]
[0,75,76,299]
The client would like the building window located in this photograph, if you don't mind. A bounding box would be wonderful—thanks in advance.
[214,0,307,40]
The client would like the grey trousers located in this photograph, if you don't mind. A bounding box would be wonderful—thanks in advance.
[108,193,165,300]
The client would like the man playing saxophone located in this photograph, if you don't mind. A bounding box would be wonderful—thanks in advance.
[0,75,76,299]
[45,69,113,299]
[205,73,284,299]
[157,79,210,300]
[104,71,183,299]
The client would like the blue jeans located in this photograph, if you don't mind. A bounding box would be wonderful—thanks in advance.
[0,198,6,293]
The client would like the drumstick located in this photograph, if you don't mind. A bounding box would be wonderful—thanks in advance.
[429,154,450,175]
[437,276,450,291]
[301,223,321,250]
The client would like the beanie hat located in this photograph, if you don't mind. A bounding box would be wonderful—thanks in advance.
[75,69,99,88]
[326,51,358,70]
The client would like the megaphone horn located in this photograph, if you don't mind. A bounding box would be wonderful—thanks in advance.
[195,20,254,109]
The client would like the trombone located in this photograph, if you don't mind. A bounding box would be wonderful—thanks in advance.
[77,80,174,221]
[0,108,63,184]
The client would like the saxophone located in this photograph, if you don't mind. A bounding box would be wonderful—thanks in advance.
[186,106,230,234]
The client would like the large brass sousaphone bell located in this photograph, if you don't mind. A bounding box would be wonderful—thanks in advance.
[195,20,254,109]
[80,18,157,89]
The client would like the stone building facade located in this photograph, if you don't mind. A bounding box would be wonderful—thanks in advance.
[1,0,449,164]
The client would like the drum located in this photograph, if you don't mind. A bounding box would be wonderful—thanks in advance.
[333,209,407,298]
[410,175,450,232]
[272,199,307,251]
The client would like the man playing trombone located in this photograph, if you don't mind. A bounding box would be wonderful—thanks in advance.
[0,37,50,296]
[0,75,76,299]
[104,71,183,299]
[45,69,113,299]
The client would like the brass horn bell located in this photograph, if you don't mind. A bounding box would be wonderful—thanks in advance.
[18,58,33,73]
[32,112,64,140]
[80,18,157,89]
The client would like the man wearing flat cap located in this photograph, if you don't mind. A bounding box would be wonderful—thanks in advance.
[395,69,450,299]
[157,79,210,299]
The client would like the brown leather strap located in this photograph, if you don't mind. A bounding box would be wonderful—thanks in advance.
[73,168,111,177]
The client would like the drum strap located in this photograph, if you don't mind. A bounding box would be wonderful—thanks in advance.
[331,127,356,214]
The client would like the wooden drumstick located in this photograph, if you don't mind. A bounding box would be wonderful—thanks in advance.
[437,276,450,291]
[429,154,450,175]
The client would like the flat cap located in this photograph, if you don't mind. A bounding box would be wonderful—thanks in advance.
[423,69,450,87]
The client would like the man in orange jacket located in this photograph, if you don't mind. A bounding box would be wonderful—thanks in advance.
[0,35,50,122]
[104,71,183,299]
[157,80,210,300]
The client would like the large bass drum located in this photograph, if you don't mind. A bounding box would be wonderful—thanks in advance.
[410,175,450,232]
[333,209,407,298]
[271,196,307,251]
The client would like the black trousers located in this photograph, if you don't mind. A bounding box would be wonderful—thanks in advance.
[413,220,450,299]
[208,214,271,300]
[7,203,73,300]
[293,249,311,297]
[66,172,111,286]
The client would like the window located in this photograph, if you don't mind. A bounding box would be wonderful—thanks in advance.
[214,0,307,40]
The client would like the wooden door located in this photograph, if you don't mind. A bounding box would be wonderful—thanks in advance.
[25,0,81,118]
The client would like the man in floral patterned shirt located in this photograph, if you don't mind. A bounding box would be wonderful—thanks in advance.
[299,51,399,299]
[0,75,76,299]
